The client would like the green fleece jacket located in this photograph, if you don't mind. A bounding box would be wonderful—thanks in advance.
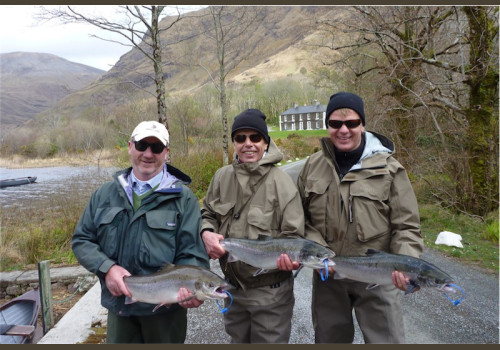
[72,164,209,316]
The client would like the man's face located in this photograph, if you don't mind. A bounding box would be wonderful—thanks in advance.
[233,129,268,163]
[128,136,169,181]
[327,109,365,152]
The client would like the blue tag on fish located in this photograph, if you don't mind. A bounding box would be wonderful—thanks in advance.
[442,283,465,306]
[217,291,233,314]
[320,259,329,281]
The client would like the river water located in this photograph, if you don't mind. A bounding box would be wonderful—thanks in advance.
[0,166,118,208]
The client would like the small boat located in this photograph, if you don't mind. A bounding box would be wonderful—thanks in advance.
[0,288,41,344]
[0,176,37,188]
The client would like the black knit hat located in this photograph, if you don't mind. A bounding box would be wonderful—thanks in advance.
[326,92,366,125]
[231,109,270,143]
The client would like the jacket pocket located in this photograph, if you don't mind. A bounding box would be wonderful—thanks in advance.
[350,179,391,242]
[139,209,178,268]
[210,200,235,234]
[303,179,331,238]
[95,207,125,259]
[247,205,278,238]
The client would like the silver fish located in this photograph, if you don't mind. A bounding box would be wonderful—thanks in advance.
[124,263,232,312]
[220,235,336,276]
[331,249,455,294]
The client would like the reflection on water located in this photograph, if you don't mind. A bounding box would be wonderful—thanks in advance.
[0,166,118,208]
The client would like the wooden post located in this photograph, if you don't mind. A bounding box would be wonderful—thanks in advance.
[38,260,54,334]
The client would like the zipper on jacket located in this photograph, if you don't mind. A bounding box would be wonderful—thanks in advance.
[348,195,353,223]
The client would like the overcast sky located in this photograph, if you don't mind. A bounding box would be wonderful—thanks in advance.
[0,5,206,71]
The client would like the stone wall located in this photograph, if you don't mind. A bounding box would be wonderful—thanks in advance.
[0,265,96,299]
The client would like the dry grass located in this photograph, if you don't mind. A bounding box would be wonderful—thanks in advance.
[0,149,122,169]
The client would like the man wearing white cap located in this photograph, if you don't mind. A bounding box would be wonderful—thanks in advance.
[72,121,209,343]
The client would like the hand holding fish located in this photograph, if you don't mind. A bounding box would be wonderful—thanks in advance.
[277,253,300,271]
[392,271,420,293]
[201,230,226,259]
[177,287,204,308]
[105,264,132,297]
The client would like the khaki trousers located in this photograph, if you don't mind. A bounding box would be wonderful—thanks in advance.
[312,272,405,343]
[223,277,295,343]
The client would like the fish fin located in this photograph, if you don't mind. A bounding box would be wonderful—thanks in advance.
[152,303,171,312]
[227,253,239,263]
[405,281,421,295]
[253,268,268,276]
[257,234,272,241]
[293,265,304,278]
[124,296,137,305]
[364,249,384,256]
[366,284,380,290]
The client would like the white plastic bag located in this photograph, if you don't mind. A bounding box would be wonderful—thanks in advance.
[435,231,463,248]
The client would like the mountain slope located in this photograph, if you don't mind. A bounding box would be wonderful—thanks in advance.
[1,6,344,129]
[0,52,104,128]
[38,6,340,119]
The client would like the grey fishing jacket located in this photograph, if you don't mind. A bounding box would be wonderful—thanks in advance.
[201,139,305,290]
[297,131,423,258]
[72,164,209,316]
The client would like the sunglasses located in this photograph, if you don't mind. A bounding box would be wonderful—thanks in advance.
[234,134,264,144]
[134,140,166,154]
[328,119,362,129]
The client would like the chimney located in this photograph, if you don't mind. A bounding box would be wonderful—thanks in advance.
[294,102,299,109]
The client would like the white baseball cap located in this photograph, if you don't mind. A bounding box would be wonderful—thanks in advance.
[131,121,169,146]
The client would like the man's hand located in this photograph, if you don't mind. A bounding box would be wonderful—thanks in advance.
[177,287,204,308]
[201,230,226,259]
[105,265,132,297]
[277,253,300,271]
[392,270,419,293]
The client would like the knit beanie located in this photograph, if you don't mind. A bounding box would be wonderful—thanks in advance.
[231,109,270,143]
[326,92,366,125]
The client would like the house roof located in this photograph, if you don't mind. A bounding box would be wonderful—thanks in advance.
[281,104,327,116]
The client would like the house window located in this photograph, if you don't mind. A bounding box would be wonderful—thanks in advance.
[307,113,311,120]
[307,121,312,130]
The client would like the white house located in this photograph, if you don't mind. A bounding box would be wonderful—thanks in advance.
[279,100,326,131]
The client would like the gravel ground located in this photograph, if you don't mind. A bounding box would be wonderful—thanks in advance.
[185,250,499,344]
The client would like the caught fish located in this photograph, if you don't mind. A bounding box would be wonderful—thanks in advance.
[220,235,336,277]
[331,249,455,295]
[124,263,232,312]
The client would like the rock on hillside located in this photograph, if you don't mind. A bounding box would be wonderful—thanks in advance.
[0,52,104,128]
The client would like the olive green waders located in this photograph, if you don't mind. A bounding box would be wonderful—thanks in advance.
[312,272,405,343]
[223,277,295,343]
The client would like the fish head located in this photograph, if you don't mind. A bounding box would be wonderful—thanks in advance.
[417,264,454,290]
[195,272,234,300]
[299,241,336,268]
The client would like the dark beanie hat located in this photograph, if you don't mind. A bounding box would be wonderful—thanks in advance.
[231,109,270,143]
[326,92,366,125]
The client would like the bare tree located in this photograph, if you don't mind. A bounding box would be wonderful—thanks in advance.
[313,5,498,216]
[37,5,186,140]
[200,6,267,165]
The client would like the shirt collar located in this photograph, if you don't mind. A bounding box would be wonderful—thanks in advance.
[131,169,164,193]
